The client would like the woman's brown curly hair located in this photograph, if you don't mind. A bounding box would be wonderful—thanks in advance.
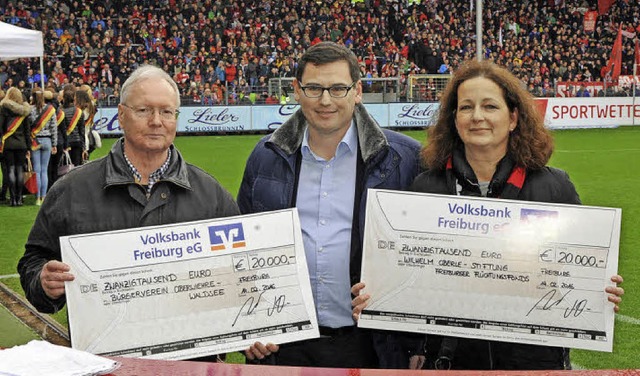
[422,59,553,170]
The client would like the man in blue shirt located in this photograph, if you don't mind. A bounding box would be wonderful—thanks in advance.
[237,42,424,369]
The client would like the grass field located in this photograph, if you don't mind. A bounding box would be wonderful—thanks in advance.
[0,127,638,368]
[0,304,39,344]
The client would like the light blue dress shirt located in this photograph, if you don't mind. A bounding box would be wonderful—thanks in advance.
[297,123,358,328]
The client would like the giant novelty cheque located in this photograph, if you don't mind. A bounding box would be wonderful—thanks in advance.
[358,190,620,352]
[61,209,319,360]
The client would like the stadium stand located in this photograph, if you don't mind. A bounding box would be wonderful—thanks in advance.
[1,0,639,105]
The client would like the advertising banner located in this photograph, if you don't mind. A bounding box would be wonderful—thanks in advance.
[93,98,640,136]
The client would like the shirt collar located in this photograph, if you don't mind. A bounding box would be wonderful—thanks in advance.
[301,121,357,161]
[122,145,172,196]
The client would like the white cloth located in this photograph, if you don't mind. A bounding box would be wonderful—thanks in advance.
[0,340,120,376]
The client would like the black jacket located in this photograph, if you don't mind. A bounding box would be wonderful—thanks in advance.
[62,105,85,149]
[409,154,579,370]
[238,103,425,368]
[0,96,32,151]
[18,138,240,313]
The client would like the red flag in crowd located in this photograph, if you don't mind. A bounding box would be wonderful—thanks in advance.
[583,10,598,33]
[598,0,616,15]
[635,39,640,71]
[604,26,623,83]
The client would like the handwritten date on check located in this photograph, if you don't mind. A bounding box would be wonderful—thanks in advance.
[61,209,319,360]
[358,190,620,352]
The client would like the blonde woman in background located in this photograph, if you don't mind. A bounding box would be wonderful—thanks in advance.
[0,87,32,206]
[79,84,98,158]
[29,90,58,205]
[74,89,96,161]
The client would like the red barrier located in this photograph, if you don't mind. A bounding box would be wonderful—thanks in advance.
[108,357,640,376]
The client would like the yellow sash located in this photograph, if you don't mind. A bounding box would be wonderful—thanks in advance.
[56,108,65,126]
[66,107,83,135]
[84,111,94,128]
[0,115,27,153]
[31,104,56,150]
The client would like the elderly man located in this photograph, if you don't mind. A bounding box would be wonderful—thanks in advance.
[18,65,239,328]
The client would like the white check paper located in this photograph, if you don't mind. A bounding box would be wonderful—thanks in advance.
[358,190,620,351]
[61,209,319,360]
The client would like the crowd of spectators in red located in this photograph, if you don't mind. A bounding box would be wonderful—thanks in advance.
[1,0,639,105]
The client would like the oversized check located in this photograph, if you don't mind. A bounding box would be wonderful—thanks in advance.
[61,209,319,360]
[358,189,621,352]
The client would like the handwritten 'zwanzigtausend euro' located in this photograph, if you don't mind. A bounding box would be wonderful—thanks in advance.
[358,190,620,352]
[61,209,318,360]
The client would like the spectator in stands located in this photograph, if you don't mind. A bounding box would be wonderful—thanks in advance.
[264,93,279,105]
[239,41,424,370]
[26,68,37,87]
[215,60,226,82]
[17,65,239,363]
[201,88,217,105]
[0,86,32,206]
[99,81,115,105]
[225,60,237,84]
[174,66,189,89]
[247,57,259,87]
[185,81,201,104]
[211,79,225,104]
[3,0,640,102]
[0,66,8,89]
[352,59,625,370]
[191,68,204,87]
[100,63,114,86]
[576,84,591,97]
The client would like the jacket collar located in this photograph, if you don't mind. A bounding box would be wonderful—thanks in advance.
[449,146,518,198]
[104,138,192,190]
[268,103,388,164]
[0,97,32,116]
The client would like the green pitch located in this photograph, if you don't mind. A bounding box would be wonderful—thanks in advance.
[0,127,638,368]
[0,304,39,347]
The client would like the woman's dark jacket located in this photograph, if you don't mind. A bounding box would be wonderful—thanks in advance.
[0,96,32,151]
[62,104,85,149]
[409,152,579,370]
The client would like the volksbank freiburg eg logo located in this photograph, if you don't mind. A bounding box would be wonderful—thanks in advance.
[208,223,246,251]
[520,208,558,222]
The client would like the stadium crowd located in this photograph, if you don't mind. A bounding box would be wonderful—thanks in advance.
[1,0,640,105]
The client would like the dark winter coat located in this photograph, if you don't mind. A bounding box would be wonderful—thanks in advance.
[18,138,239,313]
[409,152,579,370]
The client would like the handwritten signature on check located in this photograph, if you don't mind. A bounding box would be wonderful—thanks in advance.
[526,289,590,318]
[232,291,288,327]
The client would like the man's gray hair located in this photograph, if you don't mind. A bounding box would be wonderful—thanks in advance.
[120,65,180,107]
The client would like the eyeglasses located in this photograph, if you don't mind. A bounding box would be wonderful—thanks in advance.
[299,82,356,98]
[122,104,180,121]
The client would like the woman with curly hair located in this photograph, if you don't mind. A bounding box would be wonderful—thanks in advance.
[78,84,99,158]
[352,59,624,370]
[412,60,625,370]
